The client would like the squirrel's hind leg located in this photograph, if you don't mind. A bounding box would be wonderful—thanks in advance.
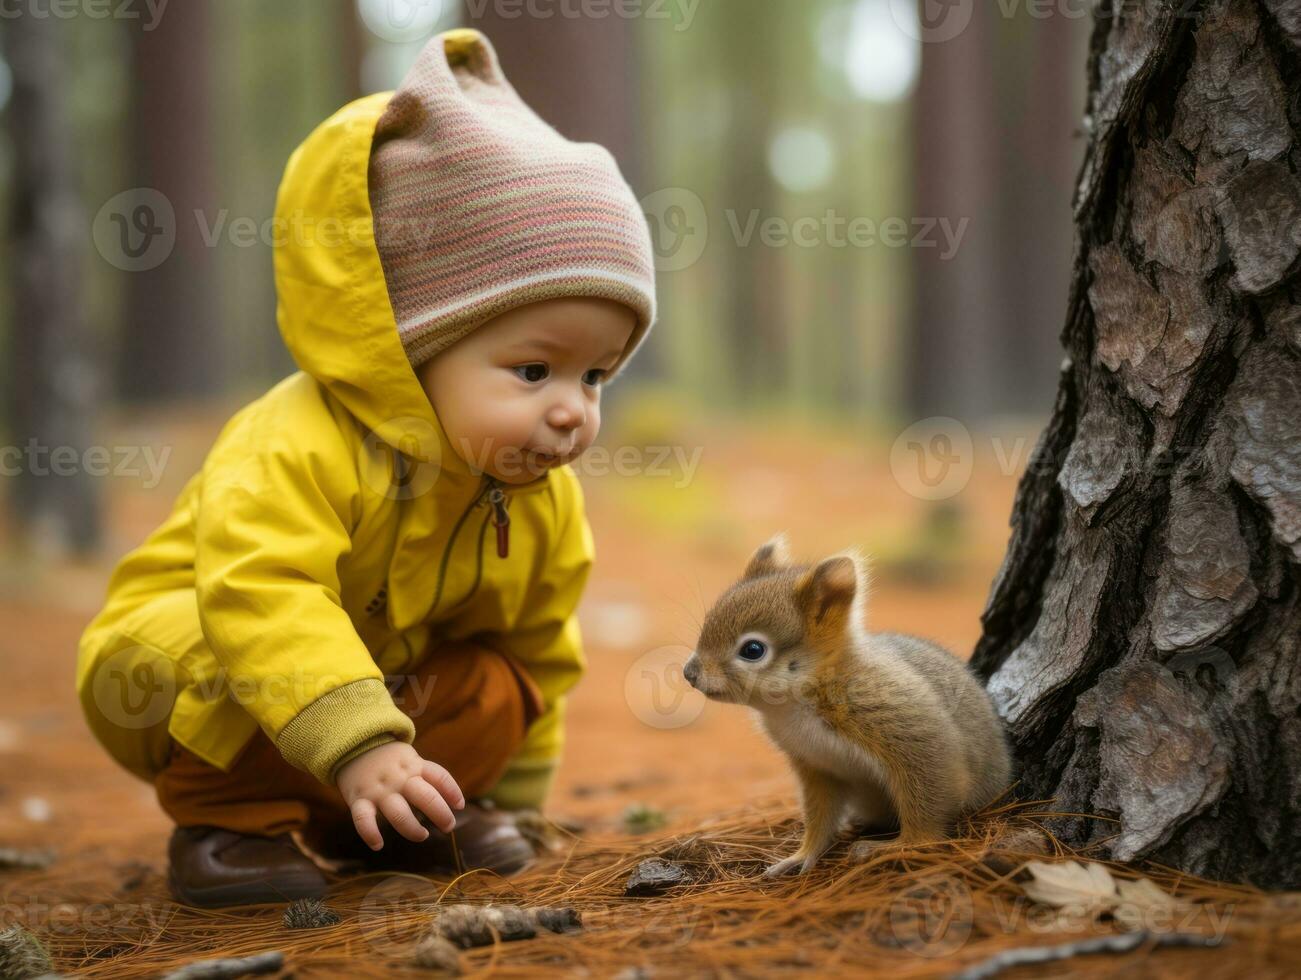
[765,760,845,878]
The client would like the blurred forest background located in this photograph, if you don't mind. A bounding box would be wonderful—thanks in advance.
[0,7,1103,943]
[0,0,1087,567]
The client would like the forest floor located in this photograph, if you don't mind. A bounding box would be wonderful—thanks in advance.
[0,398,1296,977]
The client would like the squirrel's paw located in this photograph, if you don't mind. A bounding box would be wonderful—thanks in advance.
[763,852,816,878]
[846,838,889,863]
[848,833,939,863]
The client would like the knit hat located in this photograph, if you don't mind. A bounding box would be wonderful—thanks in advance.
[368,28,658,377]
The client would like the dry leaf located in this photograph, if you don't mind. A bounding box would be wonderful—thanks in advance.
[1022,860,1118,911]
[1114,876,1183,931]
[1022,862,1190,932]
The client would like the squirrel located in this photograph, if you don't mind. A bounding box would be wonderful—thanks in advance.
[683,533,1012,877]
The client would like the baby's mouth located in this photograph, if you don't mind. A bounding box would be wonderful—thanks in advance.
[526,446,577,466]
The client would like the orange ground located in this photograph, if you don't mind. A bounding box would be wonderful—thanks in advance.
[1,402,1288,976]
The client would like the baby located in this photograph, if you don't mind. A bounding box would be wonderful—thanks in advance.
[75,29,656,908]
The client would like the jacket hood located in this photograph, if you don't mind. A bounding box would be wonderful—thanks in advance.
[272,91,473,476]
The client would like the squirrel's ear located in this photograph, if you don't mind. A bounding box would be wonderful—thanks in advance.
[796,550,869,634]
[742,532,791,580]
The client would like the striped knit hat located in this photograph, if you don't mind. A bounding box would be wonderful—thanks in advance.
[369,28,658,376]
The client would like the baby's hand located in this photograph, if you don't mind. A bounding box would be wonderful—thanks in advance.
[335,741,466,850]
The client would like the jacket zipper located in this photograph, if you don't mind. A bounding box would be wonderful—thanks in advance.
[488,482,511,558]
[427,475,492,614]
[368,472,516,619]
[426,474,513,615]
[450,506,494,617]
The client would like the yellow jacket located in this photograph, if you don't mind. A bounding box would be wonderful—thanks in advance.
[75,91,595,810]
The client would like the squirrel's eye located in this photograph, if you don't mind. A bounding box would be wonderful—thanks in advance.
[513,363,548,383]
[737,639,767,662]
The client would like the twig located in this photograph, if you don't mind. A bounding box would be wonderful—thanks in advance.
[0,846,56,870]
[157,950,284,980]
[950,931,1227,980]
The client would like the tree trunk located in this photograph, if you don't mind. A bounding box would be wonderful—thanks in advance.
[909,2,1006,420]
[119,1,219,403]
[714,0,785,408]
[4,15,102,554]
[339,0,364,101]
[972,0,1300,888]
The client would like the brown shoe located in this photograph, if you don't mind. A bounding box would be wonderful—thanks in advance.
[168,826,329,908]
[322,799,535,877]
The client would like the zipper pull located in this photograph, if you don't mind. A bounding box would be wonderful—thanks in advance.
[488,486,510,558]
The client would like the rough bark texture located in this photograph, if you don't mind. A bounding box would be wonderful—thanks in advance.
[971,0,1301,888]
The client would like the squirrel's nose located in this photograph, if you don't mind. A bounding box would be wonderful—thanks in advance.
[683,655,700,689]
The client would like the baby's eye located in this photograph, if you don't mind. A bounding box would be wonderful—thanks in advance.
[513,363,548,383]
[737,639,768,662]
[582,369,607,387]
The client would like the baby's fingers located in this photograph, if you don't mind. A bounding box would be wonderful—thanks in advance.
[405,776,456,834]
[351,798,383,851]
[379,793,428,843]
[422,760,466,811]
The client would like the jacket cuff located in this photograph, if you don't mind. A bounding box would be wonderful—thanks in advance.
[275,678,415,784]
[484,757,557,811]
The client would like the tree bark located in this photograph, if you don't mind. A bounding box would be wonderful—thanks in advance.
[4,15,101,553]
[972,0,1300,888]
[119,1,220,403]
[909,3,1007,419]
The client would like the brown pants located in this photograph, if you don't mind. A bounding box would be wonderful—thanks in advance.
[154,641,544,850]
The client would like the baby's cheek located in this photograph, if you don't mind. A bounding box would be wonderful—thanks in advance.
[583,405,602,444]
[468,408,520,457]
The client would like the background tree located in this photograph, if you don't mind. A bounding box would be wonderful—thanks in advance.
[119,1,220,403]
[910,4,1083,419]
[972,0,1300,888]
[4,14,100,553]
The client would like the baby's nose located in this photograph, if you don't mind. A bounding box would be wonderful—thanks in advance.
[546,399,585,431]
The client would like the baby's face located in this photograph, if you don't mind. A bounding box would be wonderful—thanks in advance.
[416,296,636,485]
